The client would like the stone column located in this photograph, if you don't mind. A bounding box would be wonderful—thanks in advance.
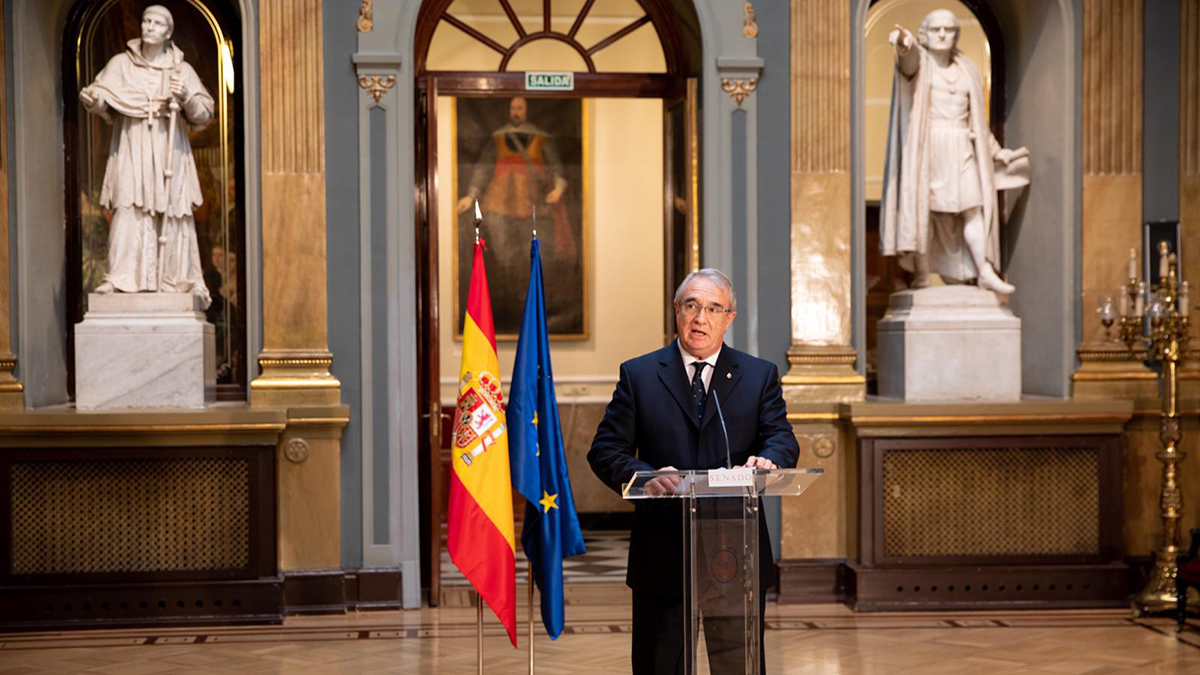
[1072,0,1152,399]
[783,0,863,405]
[778,0,859,601]
[255,0,347,572]
[0,7,22,410]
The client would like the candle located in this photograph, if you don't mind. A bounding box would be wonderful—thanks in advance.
[1129,247,1138,280]
[1136,282,1146,316]
[1182,281,1190,318]
[1120,290,1129,316]
[1160,247,1170,280]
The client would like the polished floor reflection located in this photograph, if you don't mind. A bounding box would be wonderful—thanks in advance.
[2,589,1198,675]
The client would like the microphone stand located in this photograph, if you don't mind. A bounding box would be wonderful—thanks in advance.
[712,389,732,470]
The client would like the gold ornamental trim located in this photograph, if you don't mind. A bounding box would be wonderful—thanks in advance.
[781,374,865,385]
[0,422,286,434]
[0,358,15,370]
[357,0,373,33]
[1076,349,1148,362]
[812,436,835,458]
[743,2,758,38]
[786,412,840,422]
[0,382,24,393]
[285,438,311,463]
[288,416,352,427]
[259,357,334,367]
[721,78,757,107]
[250,377,342,390]
[787,353,857,365]
[852,413,1130,425]
[359,75,395,104]
[1071,371,1158,382]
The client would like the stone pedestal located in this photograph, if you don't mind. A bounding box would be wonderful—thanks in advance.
[877,286,1021,401]
[75,293,215,409]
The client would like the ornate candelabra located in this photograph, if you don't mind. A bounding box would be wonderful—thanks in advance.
[1118,243,1195,615]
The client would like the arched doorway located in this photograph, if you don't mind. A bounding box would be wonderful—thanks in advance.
[413,0,701,603]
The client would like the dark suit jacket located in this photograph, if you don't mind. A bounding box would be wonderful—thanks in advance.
[587,341,800,598]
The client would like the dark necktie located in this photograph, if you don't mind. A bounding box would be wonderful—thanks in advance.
[691,361,708,422]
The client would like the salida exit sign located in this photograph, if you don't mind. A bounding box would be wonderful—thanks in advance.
[524,72,574,91]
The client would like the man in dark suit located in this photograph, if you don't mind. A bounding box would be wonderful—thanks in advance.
[588,268,800,675]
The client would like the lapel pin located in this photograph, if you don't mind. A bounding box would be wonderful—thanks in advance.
[726,372,731,379]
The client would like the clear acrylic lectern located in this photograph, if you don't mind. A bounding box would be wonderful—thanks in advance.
[622,468,823,675]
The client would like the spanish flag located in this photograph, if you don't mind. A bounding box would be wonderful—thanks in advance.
[448,238,517,647]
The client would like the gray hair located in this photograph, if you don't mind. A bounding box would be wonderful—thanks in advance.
[674,268,737,312]
[917,9,960,50]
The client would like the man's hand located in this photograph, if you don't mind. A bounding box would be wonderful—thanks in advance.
[889,24,914,52]
[456,195,475,214]
[169,75,188,102]
[544,186,565,205]
[79,87,97,108]
[741,455,777,471]
[645,466,684,496]
[994,147,1015,166]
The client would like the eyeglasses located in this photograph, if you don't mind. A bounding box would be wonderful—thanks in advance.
[678,300,733,318]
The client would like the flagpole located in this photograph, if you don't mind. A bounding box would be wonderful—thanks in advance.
[528,567,535,674]
[477,590,484,675]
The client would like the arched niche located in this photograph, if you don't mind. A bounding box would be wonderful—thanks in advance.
[9,0,261,407]
[851,0,1080,396]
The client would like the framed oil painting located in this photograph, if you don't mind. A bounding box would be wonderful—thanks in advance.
[452,96,587,339]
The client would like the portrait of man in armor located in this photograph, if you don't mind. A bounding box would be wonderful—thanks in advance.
[454,96,585,337]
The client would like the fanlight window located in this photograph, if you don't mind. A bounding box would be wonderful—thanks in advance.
[424,0,667,73]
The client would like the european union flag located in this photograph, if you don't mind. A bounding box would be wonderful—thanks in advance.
[509,237,586,640]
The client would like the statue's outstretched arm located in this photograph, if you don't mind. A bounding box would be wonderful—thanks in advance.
[890,24,920,77]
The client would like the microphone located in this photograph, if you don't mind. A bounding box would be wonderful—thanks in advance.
[712,388,732,470]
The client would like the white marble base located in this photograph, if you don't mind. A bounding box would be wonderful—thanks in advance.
[75,293,215,409]
[877,285,1022,401]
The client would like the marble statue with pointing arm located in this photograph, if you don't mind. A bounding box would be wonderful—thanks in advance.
[880,9,1031,295]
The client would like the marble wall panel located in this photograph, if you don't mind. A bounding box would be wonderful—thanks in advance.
[780,423,853,559]
[789,0,851,350]
[790,174,852,347]
[561,401,630,514]
[261,174,330,352]
[1081,175,1142,345]
[278,431,343,570]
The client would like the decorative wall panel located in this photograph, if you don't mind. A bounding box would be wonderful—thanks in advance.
[785,0,860,399]
[1080,0,1143,347]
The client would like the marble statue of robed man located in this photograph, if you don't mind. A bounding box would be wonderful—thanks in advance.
[880,9,1030,295]
[79,4,213,308]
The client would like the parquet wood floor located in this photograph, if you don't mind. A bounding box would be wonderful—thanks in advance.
[2,588,1198,674]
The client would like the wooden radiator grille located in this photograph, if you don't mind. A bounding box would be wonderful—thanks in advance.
[10,458,251,574]
[881,447,1100,557]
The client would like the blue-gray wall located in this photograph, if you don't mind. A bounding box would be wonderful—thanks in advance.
[324,1,363,569]
[756,0,790,560]
[757,0,791,374]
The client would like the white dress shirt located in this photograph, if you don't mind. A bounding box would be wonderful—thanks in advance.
[678,342,721,393]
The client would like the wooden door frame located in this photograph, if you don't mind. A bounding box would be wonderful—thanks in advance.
[414,73,691,606]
